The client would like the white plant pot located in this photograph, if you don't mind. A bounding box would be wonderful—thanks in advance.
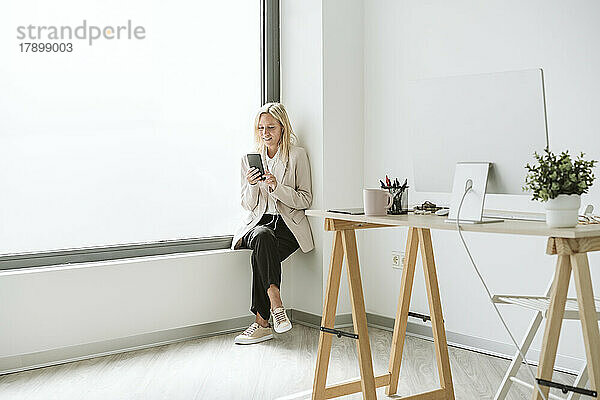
[545,194,581,228]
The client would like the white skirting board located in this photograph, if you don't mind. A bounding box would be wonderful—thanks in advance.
[0,309,583,376]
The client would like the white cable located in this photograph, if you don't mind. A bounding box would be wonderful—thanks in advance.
[455,187,548,400]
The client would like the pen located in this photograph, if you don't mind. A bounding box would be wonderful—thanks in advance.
[400,178,408,191]
[380,180,386,189]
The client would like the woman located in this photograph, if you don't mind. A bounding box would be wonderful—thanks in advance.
[231,103,314,345]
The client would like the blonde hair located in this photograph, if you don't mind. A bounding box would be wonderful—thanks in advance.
[253,102,297,164]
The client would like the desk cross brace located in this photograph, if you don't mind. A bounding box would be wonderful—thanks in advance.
[408,311,431,323]
[536,378,597,398]
[319,326,358,339]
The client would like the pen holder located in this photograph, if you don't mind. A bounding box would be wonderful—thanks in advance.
[387,186,408,215]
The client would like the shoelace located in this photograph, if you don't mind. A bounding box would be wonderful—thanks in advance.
[243,323,259,336]
[272,308,287,324]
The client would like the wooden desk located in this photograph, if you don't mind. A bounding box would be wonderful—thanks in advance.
[305,210,600,400]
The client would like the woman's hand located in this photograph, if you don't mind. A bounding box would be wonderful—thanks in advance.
[246,167,263,185]
[263,170,278,191]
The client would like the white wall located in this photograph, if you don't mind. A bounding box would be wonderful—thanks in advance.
[0,250,266,357]
[280,0,324,316]
[322,0,365,315]
[281,0,367,317]
[362,0,600,371]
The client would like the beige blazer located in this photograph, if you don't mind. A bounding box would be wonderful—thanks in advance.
[231,145,315,253]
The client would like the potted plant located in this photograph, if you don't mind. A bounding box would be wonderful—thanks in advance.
[523,148,597,228]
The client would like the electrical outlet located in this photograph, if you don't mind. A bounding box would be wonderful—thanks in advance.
[392,251,404,269]
[392,251,406,269]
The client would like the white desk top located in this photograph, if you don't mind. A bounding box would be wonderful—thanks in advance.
[305,210,600,239]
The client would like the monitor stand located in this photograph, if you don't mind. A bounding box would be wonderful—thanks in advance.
[445,162,504,224]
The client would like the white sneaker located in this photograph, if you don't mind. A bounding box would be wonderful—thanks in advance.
[271,307,292,334]
[234,322,273,345]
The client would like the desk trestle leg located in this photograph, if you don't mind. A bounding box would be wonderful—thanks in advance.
[342,229,378,398]
[387,227,419,395]
[532,255,572,400]
[312,227,379,400]
[387,227,455,399]
[312,230,345,399]
[533,239,600,400]
[312,222,455,400]
[570,254,600,396]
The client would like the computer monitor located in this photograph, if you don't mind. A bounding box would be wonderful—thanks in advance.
[409,68,549,196]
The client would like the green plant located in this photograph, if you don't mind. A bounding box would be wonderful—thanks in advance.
[523,148,597,202]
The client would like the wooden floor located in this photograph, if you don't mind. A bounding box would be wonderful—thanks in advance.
[0,324,576,400]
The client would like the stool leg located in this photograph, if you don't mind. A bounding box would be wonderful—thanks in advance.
[387,227,419,396]
[495,277,555,400]
[494,313,544,400]
[342,229,377,399]
[312,230,344,400]
[418,228,455,398]
[570,253,600,393]
[532,255,572,400]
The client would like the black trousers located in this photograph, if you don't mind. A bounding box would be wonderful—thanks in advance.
[240,213,300,320]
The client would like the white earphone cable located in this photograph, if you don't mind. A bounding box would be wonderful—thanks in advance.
[455,187,548,400]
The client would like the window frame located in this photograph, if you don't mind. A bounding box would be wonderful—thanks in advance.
[0,0,280,271]
[262,0,280,104]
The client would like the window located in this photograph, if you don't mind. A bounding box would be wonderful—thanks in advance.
[0,0,280,269]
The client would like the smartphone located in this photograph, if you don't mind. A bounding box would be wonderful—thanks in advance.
[246,153,266,181]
